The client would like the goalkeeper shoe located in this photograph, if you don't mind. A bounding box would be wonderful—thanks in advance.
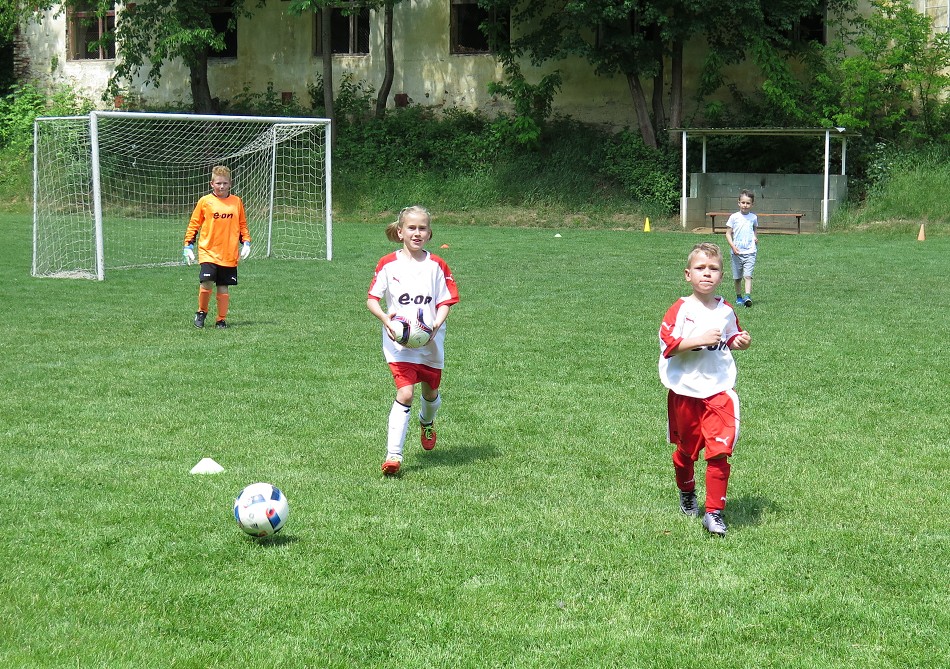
[679,490,700,518]
[702,511,728,536]
[381,456,402,476]
[194,311,207,329]
[420,422,437,451]
[215,319,228,329]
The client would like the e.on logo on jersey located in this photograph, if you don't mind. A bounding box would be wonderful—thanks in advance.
[691,341,730,352]
[213,212,234,220]
[397,293,433,306]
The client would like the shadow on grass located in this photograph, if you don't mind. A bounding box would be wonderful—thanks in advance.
[244,533,300,547]
[727,494,777,528]
[404,442,500,472]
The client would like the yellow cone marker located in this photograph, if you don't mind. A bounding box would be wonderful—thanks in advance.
[918,224,926,241]
[644,217,651,233]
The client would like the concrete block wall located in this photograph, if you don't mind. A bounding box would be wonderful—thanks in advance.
[685,172,848,232]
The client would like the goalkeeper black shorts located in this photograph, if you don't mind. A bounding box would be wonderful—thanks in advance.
[199,263,238,286]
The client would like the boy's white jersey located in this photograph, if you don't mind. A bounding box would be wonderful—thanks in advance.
[658,296,742,398]
[726,212,758,253]
[368,249,459,369]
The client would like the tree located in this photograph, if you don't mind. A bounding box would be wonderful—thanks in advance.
[287,0,337,144]
[112,0,268,113]
[813,0,950,141]
[288,0,404,129]
[492,0,848,148]
[375,0,396,119]
[0,0,19,40]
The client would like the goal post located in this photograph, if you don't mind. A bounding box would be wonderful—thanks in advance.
[33,111,332,280]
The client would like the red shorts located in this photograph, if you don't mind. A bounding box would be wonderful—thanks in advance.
[667,389,740,461]
[388,362,442,390]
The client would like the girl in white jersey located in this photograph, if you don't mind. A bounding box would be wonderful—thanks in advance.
[367,206,460,476]
[658,242,751,536]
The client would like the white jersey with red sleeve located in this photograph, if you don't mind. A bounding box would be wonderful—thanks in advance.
[658,296,743,398]
[367,249,460,369]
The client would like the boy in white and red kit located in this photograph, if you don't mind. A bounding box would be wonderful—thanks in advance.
[659,242,752,536]
[367,206,460,476]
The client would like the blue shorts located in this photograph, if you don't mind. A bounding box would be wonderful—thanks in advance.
[730,252,756,279]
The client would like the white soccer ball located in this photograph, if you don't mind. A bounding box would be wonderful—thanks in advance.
[389,308,433,348]
[233,482,290,538]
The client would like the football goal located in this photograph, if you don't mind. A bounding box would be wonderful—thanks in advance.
[33,111,332,280]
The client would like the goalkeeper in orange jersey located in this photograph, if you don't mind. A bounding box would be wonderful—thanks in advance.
[183,165,251,329]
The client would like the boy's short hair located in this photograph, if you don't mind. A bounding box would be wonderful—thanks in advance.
[739,188,755,202]
[687,242,722,266]
[211,165,231,179]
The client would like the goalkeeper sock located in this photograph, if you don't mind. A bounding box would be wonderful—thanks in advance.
[705,457,731,512]
[419,394,441,425]
[198,287,212,313]
[672,447,696,492]
[216,292,230,321]
[387,401,411,458]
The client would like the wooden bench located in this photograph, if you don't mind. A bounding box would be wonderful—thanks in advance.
[706,212,804,234]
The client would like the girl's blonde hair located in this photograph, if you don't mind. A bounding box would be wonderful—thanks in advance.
[385,205,432,243]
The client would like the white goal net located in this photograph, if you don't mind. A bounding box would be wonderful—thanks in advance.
[33,111,332,280]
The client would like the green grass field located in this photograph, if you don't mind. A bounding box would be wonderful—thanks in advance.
[1,213,947,668]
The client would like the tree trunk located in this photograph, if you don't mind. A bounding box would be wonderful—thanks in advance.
[189,49,217,114]
[321,6,336,147]
[669,39,684,142]
[625,71,658,149]
[652,59,665,134]
[375,3,394,119]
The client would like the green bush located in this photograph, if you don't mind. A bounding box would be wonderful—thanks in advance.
[0,84,93,209]
[336,106,498,175]
[224,82,309,117]
[0,83,93,153]
[599,130,680,214]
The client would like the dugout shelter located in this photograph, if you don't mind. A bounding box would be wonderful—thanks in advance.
[674,127,860,233]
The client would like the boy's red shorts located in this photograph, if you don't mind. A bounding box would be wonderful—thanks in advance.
[667,389,740,461]
[388,362,442,390]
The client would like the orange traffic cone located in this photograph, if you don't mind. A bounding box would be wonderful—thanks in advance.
[917,224,926,241]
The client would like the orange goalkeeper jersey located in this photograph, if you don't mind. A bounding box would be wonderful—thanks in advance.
[184,193,251,267]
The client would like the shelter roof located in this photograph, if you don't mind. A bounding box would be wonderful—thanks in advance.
[670,127,861,137]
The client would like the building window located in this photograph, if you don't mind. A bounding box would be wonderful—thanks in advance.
[67,1,116,60]
[772,4,826,46]
[208,1,238,58]
[795,9,826,45]
[450,0,509,54]
[315,4,370,55]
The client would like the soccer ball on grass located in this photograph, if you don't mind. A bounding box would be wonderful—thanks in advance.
[389,308,433,348]
[233,482,290,537]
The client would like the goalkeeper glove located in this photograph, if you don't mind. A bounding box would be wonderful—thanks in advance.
[183,244,195,265]
[240,242,251,260]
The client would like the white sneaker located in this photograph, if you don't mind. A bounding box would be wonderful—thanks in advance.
[702,511,728,536]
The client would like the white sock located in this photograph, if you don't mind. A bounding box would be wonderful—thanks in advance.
[419,394,441,425]
[387,401,411,459]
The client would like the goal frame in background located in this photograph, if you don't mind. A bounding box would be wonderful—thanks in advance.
[33,111,333,280]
